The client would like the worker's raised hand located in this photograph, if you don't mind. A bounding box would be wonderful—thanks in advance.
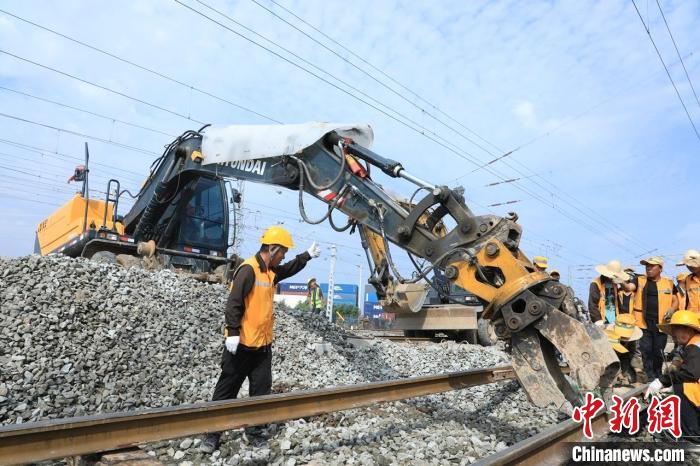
[225,336,240,354]
[307,241,321,258]
[644,378,663,400]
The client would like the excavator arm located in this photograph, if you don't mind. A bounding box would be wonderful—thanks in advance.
[175,124,618,411]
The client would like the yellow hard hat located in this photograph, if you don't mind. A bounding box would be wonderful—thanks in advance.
[658,310,700,334]
[260,225,294,248]
[533,255,548,269]
[604,328,629,354]
[614,314,642,341]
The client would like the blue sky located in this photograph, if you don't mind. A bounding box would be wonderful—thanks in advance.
[0,0,698,299]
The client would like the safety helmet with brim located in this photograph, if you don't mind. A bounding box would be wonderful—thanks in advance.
[260,225,294,249]
[658,310,700,335]
[614,314,642,342]
[604,328,629,354]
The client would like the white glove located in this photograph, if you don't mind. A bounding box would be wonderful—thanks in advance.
[225,336,240,354]
[645,378,664,400]
[307,241,321,258]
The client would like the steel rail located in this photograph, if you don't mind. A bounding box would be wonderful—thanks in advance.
[473,385,647,466]
[0,365,516,464]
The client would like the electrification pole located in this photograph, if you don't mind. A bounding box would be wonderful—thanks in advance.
[357,263,363,314]
[326,245,336,323]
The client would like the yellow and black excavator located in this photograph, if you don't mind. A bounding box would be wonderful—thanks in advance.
[36,123,618,412]
[35,130,244,281]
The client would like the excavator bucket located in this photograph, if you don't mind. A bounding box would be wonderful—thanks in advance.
[511,307,619,413]
[379,282,430,314]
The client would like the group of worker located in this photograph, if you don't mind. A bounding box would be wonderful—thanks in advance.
[584,250,700,440]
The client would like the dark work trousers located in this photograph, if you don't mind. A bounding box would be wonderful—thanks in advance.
[640,326,667,381]
[212,345,272,402]
[619,340,637,382]
[673,384,700,442]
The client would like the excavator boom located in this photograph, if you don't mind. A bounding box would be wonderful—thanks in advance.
[181,124,618,410]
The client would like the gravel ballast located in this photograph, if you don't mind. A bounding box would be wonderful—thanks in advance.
[0,254,565,464]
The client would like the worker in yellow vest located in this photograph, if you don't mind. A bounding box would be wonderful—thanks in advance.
[677,249,700,313]
[630,256,678,382]
[200,225,321,453]
[646,310,700,440]
[307,277,325,315]
[588,260,626,323]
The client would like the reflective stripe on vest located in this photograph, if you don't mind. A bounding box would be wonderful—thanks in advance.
[685,275,700,313]
[633,276,674,330]
[683,334,700,407]
[594,277,619,322]
[237,256,276,348]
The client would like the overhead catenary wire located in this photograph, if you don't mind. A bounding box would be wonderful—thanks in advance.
[630,0,700,142]
[0,86,177,138]
[173,0,645,256]
[0,8,281,124]
[1,5,644,266]
[243,1,656,255]
[655,0,700,110]
[249,0,656,255]
[0,138,148,179]
[2,4,648,259]
[0,49,206,126]
[0,112,160,156]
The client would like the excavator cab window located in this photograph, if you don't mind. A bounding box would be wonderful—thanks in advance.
[178,179,227,251]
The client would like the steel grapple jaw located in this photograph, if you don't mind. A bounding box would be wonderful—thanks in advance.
[451,240,619,413]
[509,304,620,413]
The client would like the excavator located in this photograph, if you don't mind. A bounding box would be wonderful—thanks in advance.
[35,122,619,412]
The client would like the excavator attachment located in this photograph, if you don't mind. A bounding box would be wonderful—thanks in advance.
[379,282,430,314]
[453,239,619,410]
[511,307,619,412]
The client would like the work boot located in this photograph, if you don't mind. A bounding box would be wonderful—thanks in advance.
[199,432,221,453]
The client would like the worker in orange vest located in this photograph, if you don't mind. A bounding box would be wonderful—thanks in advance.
[646,310,700,440]
[200,226,321,453]
[677,249,700,314]
[588,260,626,323]
[630,256,679,382]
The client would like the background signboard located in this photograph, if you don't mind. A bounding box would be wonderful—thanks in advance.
[276,282,358,308]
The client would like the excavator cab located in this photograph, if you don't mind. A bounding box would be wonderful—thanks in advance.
[175,178,229,255]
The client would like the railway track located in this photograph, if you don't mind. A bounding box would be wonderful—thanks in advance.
[0,365,516,464]
[474,385,647,466]
[356,334,436,342]
[0,369,654,466]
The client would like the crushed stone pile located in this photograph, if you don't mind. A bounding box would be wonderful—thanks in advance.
[0,255,564,465]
